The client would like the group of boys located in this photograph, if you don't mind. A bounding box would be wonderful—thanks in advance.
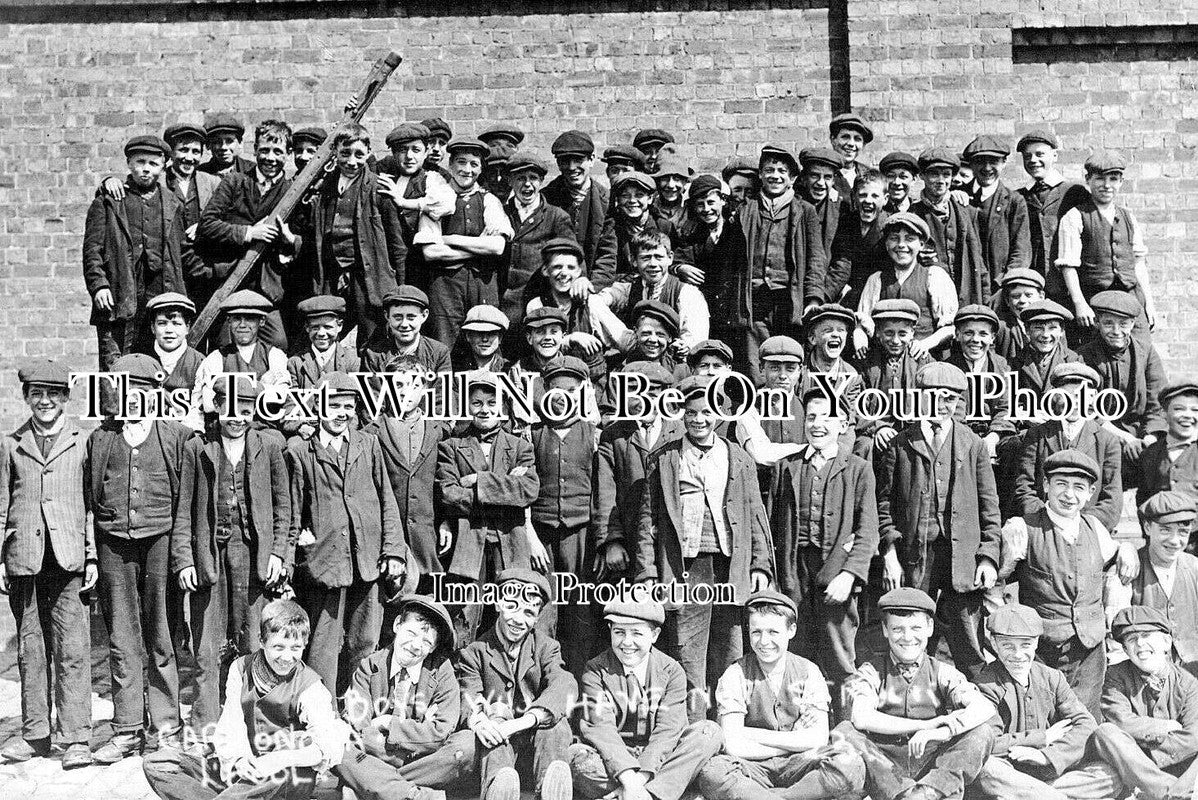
[2,108,1198,800]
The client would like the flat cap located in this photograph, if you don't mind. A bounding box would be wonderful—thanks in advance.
[916,362,968,393]
[385,123,430,149]
[987,604,1044,637]
[918,147,960,173]
[523,306,568,329]
[1090,290,1142,319]
[686,339,734,366]
[759,335,803,363]
[871,298,921,325]
[461,304,509,333]
[618,360,675,388]
[799,147,843,172]
[829,112,874,144]
[633,129,675,150]
[879,151,920,175]
[604,600,665,626]
[759,144,799,175]
[446,137,490,160]
[1017,130,1060,152]
[146,292,196,317]
[1160,381,1198,407]
[962,135,1011,161]
[420,118,452,140]
[1085,150,1127,175]
[465,369,500,393]
[954,304,1000,330]
[212,375,263,403]
[878,587,936,615]
[653,147,690,180]
[394,595,456,654]
[111,353,163,386]
[1019,299,1074,324]
[632,299,680,337]
[612,171,657,195]
[479,123,525,148]
[1111,605,1172,641]
[745,589,798,617]
[1048,362,1101,388]
[551,130,595,158]
[317,371,359,397]
[1000,268,1045,291]
[804,303,856,331]
[1141,490,1198,525]
[497,568,552,605]
[1043,449,1100,483]
[296,295,346,319]
[722,158,758,182]
[505,154,549,177]
[203,113,245,139]
[163,123,206,146]
[382,286,429,310]
[676,373,715,401]
[883,211,932,241]
[220,289,273,317]
[124,135,171,159]
[688,174,726,202]
[602,145,646,170]
[543,355,590,383]
[18,360,71,390]
[540,237,585,262]
[292,127,328,147]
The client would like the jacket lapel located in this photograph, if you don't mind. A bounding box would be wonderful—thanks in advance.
[660,445,684,539]
[43,423,82,467]
[345,429,366,473]
[910,427,934,464]
[15,423,45,465]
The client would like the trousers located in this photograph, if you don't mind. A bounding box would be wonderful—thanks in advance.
[834,720,994,800]
[143,748,316,800]
[570,720,723,800]
[336,729,477,799]
[697,744,866,800]
[974,755,1123,800]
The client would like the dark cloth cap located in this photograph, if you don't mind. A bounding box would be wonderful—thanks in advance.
[799,147,844,172]
[1160,381,1198,408]
[1001,268,1045,291]
[619,360,675,387]
[829,113,874,144]
[954,304,1000,330]
[632,299,680,337]
[604,600,665,626]
[1017,130,1060,152]
[1090,290,1142,319]
[446,137,490,160]
[392,594,456,654]
[882,211,932,241]
[612,171,657,195]
[317,371,359,397]
[146,292,196,317]
[878,587,936,615]
[602,145,646,169]
[385,123,430,149]
[479,124,525,148]
[916,362,968,393]
[688,174,726,202]
[918,147,959,172]
[203,113,245,139]
[505,154,549,177]
[551,130,595,157]
[163,123,206,146]
[676,373,714,401]
[722,158,758,182]
[987,604,1044,637]
[297,295,346,319]
[523,306,569,329]
[804,303,856,331]
[111,353,163,386]
[962,135,1011,160]
[759,335,803,362]
[871,299,921,324]
[745,589,798,617]
[1140,491,1198,524]
[382,286,429,311]
[1111,605,1172,641]
[292,127,328,147]
[686,339,733,366]
[879,151,920,175]
[633,129,675,150]
[759,144,799,175]
[540,237,584,263]
[220,289,273,317]
[212,375,263,403]
[18,360,71,390]
[542,355,590,383]
[653,148,690,180]
[1048,362,1101,388]
[497,568,552,605]
[1019,299,1074,324]
[1085,149,1127,175]
[420,118,452,140]
[1043,448,1100,483]
[124,135,171,159]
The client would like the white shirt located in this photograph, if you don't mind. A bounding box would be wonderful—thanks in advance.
[255,168,283,194]
[221,434,246,467]
[389,655,424,718]
[1046,506,1118,561]
[1061,418,1087,444]
[154,342,186,377]
[714,654,831,722]
[973,181,999,202]
[312,346,336,370]
[857,265,959,335]
[623,657,650,691]
[319,429,346,453]
[1055,194,1148,267]
[514,194,541,223]
[195,344,290,414]
[1154,561,1178,597]
[122,419,153,448]
[600,279,710,350]
[637,417,663,451]
[678,436,730,556]
[337,173,359,196]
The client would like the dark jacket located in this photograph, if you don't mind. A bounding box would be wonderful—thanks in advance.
[944,348,1016,438]
[910,197,989,305]
[969,182,1032,282]
[1014,419,1123,530]
[503,197,576,327]
[196,171,296,302]
[741,194,829,318]
[543,177,609,269]
[677,216,750,329]
[591,210,684,291]
[362,334,452,378]
[457,625,576,727]
[1102,660,1198,769]
[1077,337,1168,438]
[591,419,685,556]
[344,648,461,756]
[88,420,190,539]
[1130,439,1198,508]
[827,211,890,307]
[1018,180,1089,275]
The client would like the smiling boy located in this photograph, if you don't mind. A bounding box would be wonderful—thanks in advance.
[961,135,1032,284]
[858,299,932,452]
[1132,382,1198,514]
[543,130,608,271]
[362,286,452,381]
[827,168,888,308]
[1015,131,1089,276]
[879,151,919,215]
[592,172,684,291]
[798,147,847,265]
[197,113,255,177]
[143,292,205,431]
[909,147,989,306]
[503,154,575,332]
[828,113,873,199]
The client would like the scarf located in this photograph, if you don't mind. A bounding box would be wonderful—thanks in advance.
[249,649,297,697]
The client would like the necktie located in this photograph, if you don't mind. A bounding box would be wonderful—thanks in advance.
[932,422,948,453]
[328,436,342,454]
[626,672,648,738]
[810,450,827,472]
[393,669,411,720]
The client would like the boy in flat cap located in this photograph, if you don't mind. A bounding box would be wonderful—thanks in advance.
[89,353,192,762]
[633,129,675,174]
[337,595,474,800]
[196,119,300,350]
[503,154,576,333]
[1010,300,1084,398]
[798,147,848,265]
[875,362,1002,677]
[479,123,524,198]
[616,300,688,381]
[454,305,511,374]
[285,295,361,431]
[457,570,575,800]
[973,604,1120,800]
[635,375,773,718]
[1091,606,1198,800]
[571,600,723,800]
[375,122,457,250]
[993,268,1046,361]
[363,286,453,382]
[143,292,206,431]
[853,212,959,362]
[1015,131,1089,276]
[198,113,254,177]
[858,299,933,452]
[543,130,608,270]
[291,126,327,173]
[1052,150,1156,345]
[880,151,919,215]
[696,591,866,800]
[836,587,997,800]
[1001,448,1136,717]
[84,134,193,369]
[192,290,291,421]
[651,148,691,230]
[420,118,452,174]
[173,377,291,733]
[1132,382,1198,513]
[961,135,1032,283]
[722,159,760,213]
[592,172,685,291]
[797,302,863,418]
[946,304,1015,457]
[285,372,406,695]
[826,167,889,308]
[828,113,873,199]
[0,362,95,768]
[603,145,646,182]
[908,147,990,306]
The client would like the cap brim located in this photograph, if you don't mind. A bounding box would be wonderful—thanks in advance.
[461,322,505,332]
[605,613,660,626]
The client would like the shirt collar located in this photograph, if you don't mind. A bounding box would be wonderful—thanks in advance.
[255,168,282,191]
[623,654,651,687]
[1061,417,1087,441]
[1046,506,1082,539]
[312,345,335,367]
[236,341,259,363]
[155,342,186,371]
[973,181,999,201]
[318,428,345,450]
[390,652,424,682]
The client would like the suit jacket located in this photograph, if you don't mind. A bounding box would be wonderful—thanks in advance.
[1131,439,1198,507]
[196,171,295,301]
[910,198,989,305]
[1011,343,1083,397]
[634,437,774,604]
[741,194,829,317]
[0,419,93,575]
[1014,419,1122,530]
[286,345,362,390]
[591,420,685,556]
[802,192,848,266]
[970,182,1032,282]
[457,626,576,727]
[543,177,608,269]
[876,421,1002,593]
[578,648,689,779]
[362,334,452,378]
[1076,337,1167,437]
[82,184,190,324]
[975,660,1095,778]
[285,428,404,588]
[945,348,1016,437]
[345,648,461,756]
[503,197,576,324]
[828,211,890,307]
[1018,180,1089,275]
[591,210,683,291]
[1102,660,1198,769]
[162,170,220,212]
[171,430,291,584]
[88,420,190,539]
[677,217,750,329]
